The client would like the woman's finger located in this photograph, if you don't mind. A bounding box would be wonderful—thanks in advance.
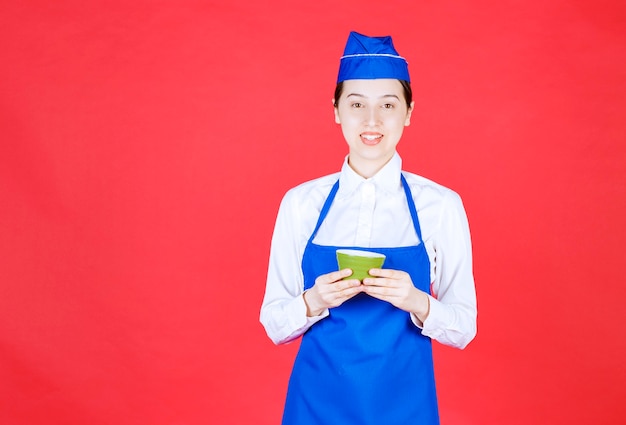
[317,268,353,285]
[367,268,407,279]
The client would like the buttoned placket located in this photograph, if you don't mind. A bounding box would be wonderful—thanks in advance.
[355,181,376,247]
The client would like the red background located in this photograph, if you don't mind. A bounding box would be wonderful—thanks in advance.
[1,1,625,424]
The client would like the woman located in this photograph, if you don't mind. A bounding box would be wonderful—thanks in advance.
[260,31,477,424]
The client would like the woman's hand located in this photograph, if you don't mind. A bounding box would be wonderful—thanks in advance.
[362,268,430,323]
[303,269,363,317]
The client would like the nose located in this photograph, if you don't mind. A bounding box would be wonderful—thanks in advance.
[366,107,381,127]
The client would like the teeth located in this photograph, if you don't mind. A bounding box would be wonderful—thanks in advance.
[362,134,381,140]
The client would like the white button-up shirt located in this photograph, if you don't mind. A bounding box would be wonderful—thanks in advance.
[260,153,477,349]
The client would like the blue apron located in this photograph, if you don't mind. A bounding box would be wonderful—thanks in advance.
[282,174,439,425]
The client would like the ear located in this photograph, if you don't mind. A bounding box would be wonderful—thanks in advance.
[333,98,341,124]
[404,101,415,126]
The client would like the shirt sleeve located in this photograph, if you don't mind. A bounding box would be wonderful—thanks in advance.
[259,189,329,345]
[411,190,477,349]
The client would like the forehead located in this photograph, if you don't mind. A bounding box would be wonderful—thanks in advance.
[341,79,404,98]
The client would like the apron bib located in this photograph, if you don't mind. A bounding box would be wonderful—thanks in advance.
[282,175,439,425]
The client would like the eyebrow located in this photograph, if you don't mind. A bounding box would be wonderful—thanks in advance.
[345,93,401,100]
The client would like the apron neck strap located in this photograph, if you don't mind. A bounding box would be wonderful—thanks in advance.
[308,180,340,243]
[401,173,424,243]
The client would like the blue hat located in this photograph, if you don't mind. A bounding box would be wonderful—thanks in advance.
[337,31,410,83]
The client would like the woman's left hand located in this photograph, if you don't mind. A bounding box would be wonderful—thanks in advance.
[362,268,430,323]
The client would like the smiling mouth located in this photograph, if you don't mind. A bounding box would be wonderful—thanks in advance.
[361,133,383,145]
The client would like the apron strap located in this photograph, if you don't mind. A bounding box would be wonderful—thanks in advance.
[401,173,424,243]
[307,180,340,244]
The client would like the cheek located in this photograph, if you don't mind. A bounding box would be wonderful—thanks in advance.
[339,119,361,143]
[338,113,360,129]
[386,116,406,131]
[394,113,411,128]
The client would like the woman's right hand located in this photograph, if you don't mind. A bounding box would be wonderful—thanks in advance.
[303,269,363,317]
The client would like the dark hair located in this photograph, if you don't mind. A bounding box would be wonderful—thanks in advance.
[333,80,413,109]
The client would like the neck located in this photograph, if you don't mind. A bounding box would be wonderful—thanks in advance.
[347,154,394,179]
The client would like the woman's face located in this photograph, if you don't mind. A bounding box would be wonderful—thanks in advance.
[334,79,413,177]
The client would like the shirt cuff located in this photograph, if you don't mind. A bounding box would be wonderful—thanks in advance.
[410,295,476,349]
[279,294,329,343]
[410,295,444,335]
[297,293,330,324]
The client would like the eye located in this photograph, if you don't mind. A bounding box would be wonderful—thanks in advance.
[382,103,395,109]
[351,102,363,108]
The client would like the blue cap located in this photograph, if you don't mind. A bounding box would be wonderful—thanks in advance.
[337,31,410,83]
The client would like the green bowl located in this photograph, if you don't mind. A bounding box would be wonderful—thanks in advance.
[336,249,386,281]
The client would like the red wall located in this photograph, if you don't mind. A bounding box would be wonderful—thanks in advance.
[1,1,625,424]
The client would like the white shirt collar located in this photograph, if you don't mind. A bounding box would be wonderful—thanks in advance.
[337,152,403,198]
